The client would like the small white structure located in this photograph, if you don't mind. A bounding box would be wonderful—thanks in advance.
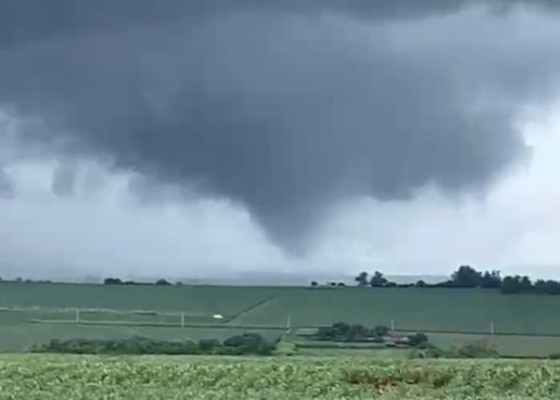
[213,314,224,319]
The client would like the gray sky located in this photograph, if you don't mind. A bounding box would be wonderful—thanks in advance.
[1,1,560,280]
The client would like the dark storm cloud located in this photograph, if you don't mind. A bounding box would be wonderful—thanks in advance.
[1,0,560,251]
[51,161,77,197]
[0,169,14,198]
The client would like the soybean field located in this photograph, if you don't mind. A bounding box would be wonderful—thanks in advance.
[1,355,559,399]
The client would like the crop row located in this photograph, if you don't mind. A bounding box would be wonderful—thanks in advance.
[1,356,560,399]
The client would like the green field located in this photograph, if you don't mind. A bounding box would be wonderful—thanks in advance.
[0,355,559,399]
[1,282,560,357]
[2,283,560,334]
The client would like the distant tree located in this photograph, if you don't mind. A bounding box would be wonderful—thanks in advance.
[332,322,351,337]
[155,279,171,286]
[519,276,533,292]
[534,279,560,295]
[337,282,346,287]
[373,325,389,337]
[450,265,482,288]
[329,282,337,287]
[198,339,221,352]
[104,278,123,285]
[224,335,245,347]
[315,326,335,341]
[415,280,427,288]
[480,270,502,289]
[15,277,22,283]
[346,324,370,341]
[310,281,318,287]
[449,340,498,358]
[355,272,369,287]
[500,275,521,294]
[370,271,388,287]
[408,332,429,347]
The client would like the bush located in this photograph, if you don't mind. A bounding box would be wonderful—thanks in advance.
[549,353,560,360]
[373,325,389,337]
[447,340,498,359]
[31,333,277,356]
[224,335,245,347]
[408,344,444,359]
[313,323,396,343]
[346,324,371,341]
[408,333,428,347]
[274,341,298,356]
[315,327,335,341]
[199,339,221,352]
[238,333,276,355]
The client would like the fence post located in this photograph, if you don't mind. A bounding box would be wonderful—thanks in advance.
[490,321,495,336]
[181,312,185,328]
[76,308,80,323]
[287,313,292,330]
[390,318,395,332]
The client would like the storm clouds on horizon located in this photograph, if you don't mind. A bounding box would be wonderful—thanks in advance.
[1,0,560,263]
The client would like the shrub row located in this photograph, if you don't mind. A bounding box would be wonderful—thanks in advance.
[30,333,277,356]
[313,322,428,348]
[314,322,389,342]
[408,340,499,359]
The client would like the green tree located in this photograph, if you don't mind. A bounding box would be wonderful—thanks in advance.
[355,272,368,287]
[450,265,482,288]
[370,271,388,287]
[373,325,389,337]
[480,270,501,289]
[408,332,428,347]
[500,275,521,294]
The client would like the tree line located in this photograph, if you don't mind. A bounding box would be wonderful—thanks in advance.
[31,332,277,356]
[103,277,174,286]
[353,266,560,295]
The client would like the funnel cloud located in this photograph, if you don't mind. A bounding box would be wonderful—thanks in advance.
[1,1,560,253]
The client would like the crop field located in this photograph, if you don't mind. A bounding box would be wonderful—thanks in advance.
[1,282,560,357]
[0,283,276,315]
[1,355,559,399]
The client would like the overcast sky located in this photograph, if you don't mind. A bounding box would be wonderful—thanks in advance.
[1,1,560,280]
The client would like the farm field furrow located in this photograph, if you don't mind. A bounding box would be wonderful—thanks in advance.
[0,355,559,399]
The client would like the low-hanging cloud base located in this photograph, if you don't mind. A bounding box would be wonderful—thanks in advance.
[1,1,560,278]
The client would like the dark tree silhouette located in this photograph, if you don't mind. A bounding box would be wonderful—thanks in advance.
[355,272,369,287]
[450,265,482,288]
[370,271,388,287]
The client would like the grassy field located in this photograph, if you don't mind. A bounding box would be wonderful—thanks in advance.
[2,283,560,335]
[0,283,275,315]
[1,282,560,356]
[0,355,559,399]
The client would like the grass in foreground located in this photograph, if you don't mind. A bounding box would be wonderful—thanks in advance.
[0,355,559,399]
